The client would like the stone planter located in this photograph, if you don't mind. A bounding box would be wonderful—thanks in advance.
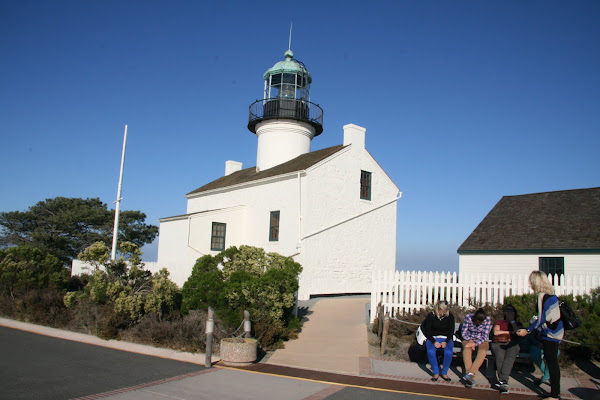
[219,338,258,366]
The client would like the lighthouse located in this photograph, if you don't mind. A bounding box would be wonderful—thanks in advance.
[248,49,323,171]
[153,44,399,302]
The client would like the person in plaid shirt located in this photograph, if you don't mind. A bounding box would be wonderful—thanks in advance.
[460,308,492,388]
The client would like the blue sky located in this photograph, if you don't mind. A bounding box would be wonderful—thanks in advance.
[1,1,599,272]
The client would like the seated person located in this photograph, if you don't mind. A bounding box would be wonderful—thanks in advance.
[491,304,522,394]
[460,308,492,388]
[421,301,455,382]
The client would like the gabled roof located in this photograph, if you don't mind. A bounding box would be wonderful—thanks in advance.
[187,145,346,196]
[458,187,600,254]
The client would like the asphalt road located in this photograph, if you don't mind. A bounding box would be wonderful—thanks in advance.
[0,326,205,400]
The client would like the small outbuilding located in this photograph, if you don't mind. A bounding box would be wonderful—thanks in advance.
[458,187,600,276]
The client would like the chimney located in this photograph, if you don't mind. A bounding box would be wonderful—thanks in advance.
[343,124,366,149]
[225,160,242,176]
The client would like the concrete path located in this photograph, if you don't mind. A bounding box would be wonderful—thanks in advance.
[266,296,370,375]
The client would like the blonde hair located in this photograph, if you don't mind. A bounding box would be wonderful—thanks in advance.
[529,270,555,295]
[434,300,449,318]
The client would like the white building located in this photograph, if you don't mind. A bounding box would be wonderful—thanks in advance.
[458,187,600,277]
[157,49,400,300]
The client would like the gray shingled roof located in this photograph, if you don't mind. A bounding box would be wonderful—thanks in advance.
[187,145,346,196]
[458,187,600,253]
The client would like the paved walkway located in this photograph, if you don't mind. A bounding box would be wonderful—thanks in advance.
[1,296,598,399]
[266,296,370,375]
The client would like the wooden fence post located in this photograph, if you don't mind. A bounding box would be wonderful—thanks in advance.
[205,307,214,368]
[380,312,390,355]
[243,310,251,338]
[377,302,383,341]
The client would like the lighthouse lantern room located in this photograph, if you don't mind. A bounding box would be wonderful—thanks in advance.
[248,49,323,171]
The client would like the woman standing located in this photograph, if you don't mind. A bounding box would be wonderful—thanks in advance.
[517,271,563,400]
[421,301,455,382]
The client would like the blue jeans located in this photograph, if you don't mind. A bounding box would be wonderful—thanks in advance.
[425,338,454,375]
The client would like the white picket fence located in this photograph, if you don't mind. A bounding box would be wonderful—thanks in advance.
[370,270,600,323]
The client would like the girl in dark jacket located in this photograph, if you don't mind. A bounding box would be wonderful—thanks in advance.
[421,301,455,381]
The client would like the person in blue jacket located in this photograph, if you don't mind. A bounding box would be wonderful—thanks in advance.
[517,271,563,400]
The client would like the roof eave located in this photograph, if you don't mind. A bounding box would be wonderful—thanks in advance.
[458,248,600,255]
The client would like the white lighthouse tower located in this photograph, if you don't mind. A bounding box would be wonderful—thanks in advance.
[248,49,323,171]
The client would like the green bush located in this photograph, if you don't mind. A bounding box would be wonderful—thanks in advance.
[181,245,302,349]
[502,290,600,361]
[0,246,68,298]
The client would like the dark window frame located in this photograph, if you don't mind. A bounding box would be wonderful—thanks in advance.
[211,222,226,251]
[269,211,280,242]
[539,257,565,285]
[360,170,372,200]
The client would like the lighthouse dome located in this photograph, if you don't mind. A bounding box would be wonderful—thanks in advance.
[263,50,312,83]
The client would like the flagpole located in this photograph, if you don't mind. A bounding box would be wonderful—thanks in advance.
[111,124,128,260]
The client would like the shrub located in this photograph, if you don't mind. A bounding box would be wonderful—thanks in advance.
[121,310,218,353]
[0,246,68,298]
[65,241,181,334]
[181,245,302,348]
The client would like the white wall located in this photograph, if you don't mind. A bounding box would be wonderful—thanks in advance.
[459,253,600,275]
[187,206,246,258]
[255,120,315,171]
[186,176,301,258]
[157,217,190,266]
[295,137,399,300]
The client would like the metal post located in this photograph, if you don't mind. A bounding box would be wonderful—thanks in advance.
[243,310,251,338]
[205,307,214,367]
[111,125,128,260]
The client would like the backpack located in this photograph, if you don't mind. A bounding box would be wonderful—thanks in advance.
[559,301,581,331]
[541,294,581,331]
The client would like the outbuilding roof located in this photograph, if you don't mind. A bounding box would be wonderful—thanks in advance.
[187,145,345,196]
[458,187,600,254]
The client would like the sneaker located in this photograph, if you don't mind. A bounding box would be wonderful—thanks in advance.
[462,373,474,388]
[499,387,510,394]
[493,380,508,390]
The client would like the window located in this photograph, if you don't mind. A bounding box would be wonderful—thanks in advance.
[360,170,371,200]
[269,211,280,242]
[539,257,564,284]
[211,222,226,251]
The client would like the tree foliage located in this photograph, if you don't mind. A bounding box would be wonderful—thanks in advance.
[0,197,158,264]
[65,242,180,325]
[181,245,302,344]
[0,246,67,298]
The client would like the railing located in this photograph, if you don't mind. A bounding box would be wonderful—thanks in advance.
[248,98,323,135]
[370,269,600,323]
